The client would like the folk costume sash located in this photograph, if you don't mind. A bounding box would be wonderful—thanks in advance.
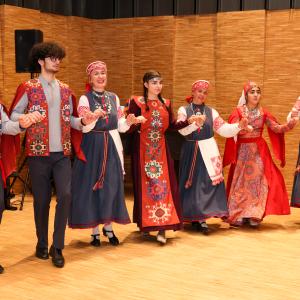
[183,105,223,187]
[197,137,223,185]
[133,96,180,228]
[25,79,72,156]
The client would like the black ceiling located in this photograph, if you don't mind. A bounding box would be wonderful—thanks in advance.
[0,0,298,19]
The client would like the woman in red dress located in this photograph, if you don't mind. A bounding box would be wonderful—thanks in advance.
[223,81,297,227]
[120,70,192,244]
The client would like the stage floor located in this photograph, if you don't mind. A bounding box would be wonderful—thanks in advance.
[1,194,300,300]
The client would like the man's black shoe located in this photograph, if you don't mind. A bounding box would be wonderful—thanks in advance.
[35,247,49,260]
[49,245,65,268]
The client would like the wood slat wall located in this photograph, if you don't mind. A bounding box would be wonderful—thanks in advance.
[0,5,299,193]
[174,15,217,108]
[215,10,266,155]
[132,16,175,99]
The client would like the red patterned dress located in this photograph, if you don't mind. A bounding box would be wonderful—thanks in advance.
[125,96,187,232]
[223,105,294,225]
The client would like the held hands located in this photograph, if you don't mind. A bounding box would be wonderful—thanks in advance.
[136,116,147,123]
[126,114,147,126]
[188,114,206,127]
[288,117,298,128]
[291,108,299,121]
[19,111,44,128]
[81,109,105,125]
[290,96,300,121]
[18,114,32,129]
[238,117,253,132]
[238,117,248,130]
[94,108,107,119]
[28,111,44,123]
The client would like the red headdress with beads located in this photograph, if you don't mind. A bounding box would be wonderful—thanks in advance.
[238,80,259,106]
[186,80,210,103]
[86,61,107,76]
[85,61,107,91]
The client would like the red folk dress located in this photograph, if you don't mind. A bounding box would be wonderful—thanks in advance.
[223,106,293,225]
[127,96,186,232]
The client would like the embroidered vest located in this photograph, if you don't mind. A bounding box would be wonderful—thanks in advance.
[25,79,72,156]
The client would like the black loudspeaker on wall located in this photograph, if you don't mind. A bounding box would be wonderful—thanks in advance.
[15,29,43,73]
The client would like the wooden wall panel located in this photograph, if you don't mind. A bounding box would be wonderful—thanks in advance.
[216,10,265,117]
[264,10,300,192]
[67,16,96,98]
[174,15,216,110]
[215,10,265,154]
[90,18,133,102]
[132,16,175,99]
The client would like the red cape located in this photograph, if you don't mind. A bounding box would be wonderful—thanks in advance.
[223,107,289,216]
[70,94,86,162]
[0,104,19,186]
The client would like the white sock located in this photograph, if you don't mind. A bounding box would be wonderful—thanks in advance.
[103,224,114,238]
[158,230,165,237]
[199,221,208,228]
[92,226,100,237]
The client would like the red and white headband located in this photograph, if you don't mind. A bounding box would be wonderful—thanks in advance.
[191,80,210,92]
[86,61,107,76]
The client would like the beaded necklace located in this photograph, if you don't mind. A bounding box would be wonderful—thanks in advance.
[243,104,260,119]
[190,103,206,129]
[190,103,206,116]
[92,90,112,116]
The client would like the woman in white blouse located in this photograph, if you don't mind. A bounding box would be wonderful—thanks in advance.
[177,80,248,234]
[68,61,130,247]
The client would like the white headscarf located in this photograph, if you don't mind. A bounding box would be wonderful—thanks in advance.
[238,90,246,107]
[238,81,258,106]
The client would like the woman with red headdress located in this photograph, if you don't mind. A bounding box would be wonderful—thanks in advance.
[69,61,130,246]
[177,80,248,234]
[223,81,297,227]
[119,70,192,244]
[288,97,300,208]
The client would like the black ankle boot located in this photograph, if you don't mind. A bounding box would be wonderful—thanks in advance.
[90,234,101,247]
[102,227,119,246]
